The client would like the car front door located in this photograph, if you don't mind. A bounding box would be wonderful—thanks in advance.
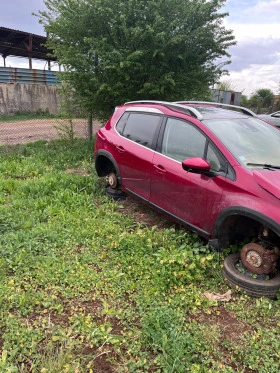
[149,117,226,236]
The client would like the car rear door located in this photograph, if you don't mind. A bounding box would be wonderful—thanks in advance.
[114,111,163,201]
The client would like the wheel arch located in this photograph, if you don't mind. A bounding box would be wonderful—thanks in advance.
[95,150,122,184]
[210,207,280,250]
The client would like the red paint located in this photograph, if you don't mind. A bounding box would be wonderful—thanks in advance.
[95,102,280,242]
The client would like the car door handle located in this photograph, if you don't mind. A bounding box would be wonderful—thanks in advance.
[116,145,125,153]
[154,164,166,174]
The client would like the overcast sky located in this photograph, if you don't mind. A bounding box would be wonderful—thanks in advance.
[1,0,279,96]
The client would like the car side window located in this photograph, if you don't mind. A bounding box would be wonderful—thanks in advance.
[116,112,129,134]
[206,144,222,172]
[120,113,161,149]
[162,118,206,161]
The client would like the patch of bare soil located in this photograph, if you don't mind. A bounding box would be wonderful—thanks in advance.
[0,118,101,144]
[193,306,254,343]
[22,297,120,372]
[117,196,177,230]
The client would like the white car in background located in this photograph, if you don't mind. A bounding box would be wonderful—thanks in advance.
[258,111,280,127]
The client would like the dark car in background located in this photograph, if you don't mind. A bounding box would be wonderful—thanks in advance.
[94,100,280,298]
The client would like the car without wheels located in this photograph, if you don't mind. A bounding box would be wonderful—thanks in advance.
[94,100,280,299]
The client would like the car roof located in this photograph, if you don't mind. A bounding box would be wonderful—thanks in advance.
[123,100,257,121]
[183,105,249,120]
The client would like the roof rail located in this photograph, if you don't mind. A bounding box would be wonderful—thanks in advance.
[174,101,257,117]
[124,100,203,120]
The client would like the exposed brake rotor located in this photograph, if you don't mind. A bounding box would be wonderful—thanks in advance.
[106,173,118,189]
[240,242,279,275]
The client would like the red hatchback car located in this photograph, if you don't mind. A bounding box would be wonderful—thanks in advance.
[94,101,280,298]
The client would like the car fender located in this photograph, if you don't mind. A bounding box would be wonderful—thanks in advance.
[210,206,280,249]
[95,150,122,184]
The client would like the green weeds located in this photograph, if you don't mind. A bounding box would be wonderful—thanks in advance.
[0,111,56,123]
[0,138,279,372]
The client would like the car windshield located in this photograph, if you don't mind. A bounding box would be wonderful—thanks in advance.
[203,117,280,169]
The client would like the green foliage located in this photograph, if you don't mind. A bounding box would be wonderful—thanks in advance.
[0,110,55,123]
[274,99,280,111]
[53,82,89,141]
[240,88,276,113]
[141,307,217,372]
[227,327,280,373]
[247,88,275,113]
[38,0,235,118]
[215,80,236,92]
[240,94,249,107]
[1,138,280,372]
[252,88,275,107]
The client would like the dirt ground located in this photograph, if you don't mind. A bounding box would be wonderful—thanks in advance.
[0,118,101,145]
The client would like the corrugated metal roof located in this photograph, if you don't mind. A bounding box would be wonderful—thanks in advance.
[0,26,55,61]
[0,26,45,38]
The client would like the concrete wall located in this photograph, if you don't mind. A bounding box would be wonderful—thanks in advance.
[0,83,61,114]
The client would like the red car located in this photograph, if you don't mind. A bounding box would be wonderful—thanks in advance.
[94,101,280,298]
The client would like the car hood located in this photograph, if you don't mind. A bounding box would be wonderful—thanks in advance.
[258,114,270,119]
[253,170,280,199]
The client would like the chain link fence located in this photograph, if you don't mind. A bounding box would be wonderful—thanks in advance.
[0,113,101,145]
[0,86,101,145]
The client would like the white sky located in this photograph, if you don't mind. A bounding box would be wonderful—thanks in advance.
[220,0,280,96]
[0,0,279,96]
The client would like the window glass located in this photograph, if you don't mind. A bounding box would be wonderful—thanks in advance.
[162,118,206,161]
[203,117,280,168]
[122,113,161,148]
[116,112,129,134]
[207,144,221,171]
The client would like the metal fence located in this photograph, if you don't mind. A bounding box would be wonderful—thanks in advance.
[0,114,102,145]
[0,102,101,145]
[0,67,58,85]
[0,82,102,145]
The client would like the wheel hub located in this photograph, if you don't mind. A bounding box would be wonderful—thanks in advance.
[246,250,262,268]
[240,242,279,275]
[106,173,118,189]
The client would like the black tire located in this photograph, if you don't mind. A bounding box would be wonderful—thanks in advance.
[223,253,280,299]
[105,186,126,201]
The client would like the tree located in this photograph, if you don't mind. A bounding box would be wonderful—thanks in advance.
[38,0,235,118]
[215,80,236,92]
[240,94,249,108]
[250,88,275,110]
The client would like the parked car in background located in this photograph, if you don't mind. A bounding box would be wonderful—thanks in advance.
[258,111,280,127]
[94,100,280,298]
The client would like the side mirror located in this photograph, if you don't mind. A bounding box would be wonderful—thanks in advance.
[182,157,211,174]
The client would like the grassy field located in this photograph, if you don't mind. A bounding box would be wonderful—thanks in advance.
[0,138,279,373]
